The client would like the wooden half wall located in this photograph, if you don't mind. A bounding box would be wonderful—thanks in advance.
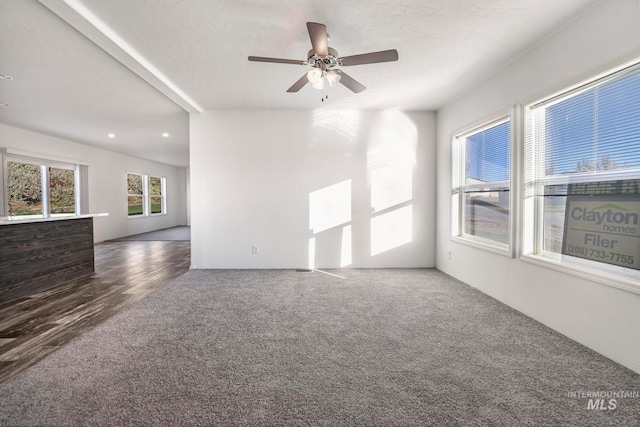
[0,217,95,303]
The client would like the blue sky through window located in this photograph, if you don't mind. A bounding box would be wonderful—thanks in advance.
[465,121,510,183]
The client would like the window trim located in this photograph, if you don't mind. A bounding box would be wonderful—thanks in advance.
[126,172,146,218]
[522,58,640,294]
[2,151,83,219]
[148,175,166,216]
[126,172,167,218]
[451,107,517,257]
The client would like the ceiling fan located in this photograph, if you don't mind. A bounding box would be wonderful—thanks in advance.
[248,22,398,100]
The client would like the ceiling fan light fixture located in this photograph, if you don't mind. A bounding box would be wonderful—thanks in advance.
[307,68,323,84]
[326,70,341,87]
[307,68,326,90]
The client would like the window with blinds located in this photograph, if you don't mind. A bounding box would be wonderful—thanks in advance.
[524,61,640,286]
[452,116,511,249]
[525,63,640,197]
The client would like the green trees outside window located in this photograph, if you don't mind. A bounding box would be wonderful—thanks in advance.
[127,172,165,217]
[7,161,76,217]
[127,173,144,216]
[49,167,75,214]
[7,161,42,216]
[149,176,163,214]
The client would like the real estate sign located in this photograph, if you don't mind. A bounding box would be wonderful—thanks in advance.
[562,180,640,271]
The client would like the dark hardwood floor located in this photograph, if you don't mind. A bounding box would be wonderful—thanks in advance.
[0,240,190,385]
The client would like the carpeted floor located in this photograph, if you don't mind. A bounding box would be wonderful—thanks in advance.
[109,226,190,241]
[0,269,638,426]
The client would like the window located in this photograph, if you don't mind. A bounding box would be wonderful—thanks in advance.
[127,173,144,216]
[149,176,165,215]
[4,156,80,218]
[7,161,42,216]
[452,113,512,251]
[127,172,166,217]
[524,61,640,287]
[49,166,76,214]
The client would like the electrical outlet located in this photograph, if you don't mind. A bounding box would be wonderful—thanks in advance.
[251,245,259,255]
[448,250,452,260]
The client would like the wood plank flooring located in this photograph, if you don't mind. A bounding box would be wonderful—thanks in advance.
[0,240,190,385]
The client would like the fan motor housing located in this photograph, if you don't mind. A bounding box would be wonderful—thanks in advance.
[307,47,339,69]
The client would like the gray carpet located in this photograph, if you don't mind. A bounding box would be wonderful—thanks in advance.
[110,226,190,241]
[0,269,638,426]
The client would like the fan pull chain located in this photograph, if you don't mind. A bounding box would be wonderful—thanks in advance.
[321,76,328,102]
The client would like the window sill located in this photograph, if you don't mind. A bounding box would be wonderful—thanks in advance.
[520,253,640,295]
[127,213,167,219]
[451,235,513,257]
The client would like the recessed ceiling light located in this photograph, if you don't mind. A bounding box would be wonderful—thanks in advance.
[0,74,13,80]
[162,132,169,138]
[108,133,115,138]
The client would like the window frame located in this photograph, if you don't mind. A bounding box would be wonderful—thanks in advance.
[1,151,82,219]
[522,59,640,293]
[126,172,167,218]
[451,107,517,256]
[126,172,146,218]
[148,175,166,216]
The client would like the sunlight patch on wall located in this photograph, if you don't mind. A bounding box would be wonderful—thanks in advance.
[366,111,417,171]
[311,110,360,144]
[370,166,413,213]
[309,180,351,233]
[368,111,418,256]
[371,205,413,256]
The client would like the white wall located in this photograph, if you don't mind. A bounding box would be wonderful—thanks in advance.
[436,0,640,373]
[0,124,188,241]
[190,110,435,269]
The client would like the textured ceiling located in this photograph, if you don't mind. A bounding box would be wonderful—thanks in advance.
[0,0,600,167]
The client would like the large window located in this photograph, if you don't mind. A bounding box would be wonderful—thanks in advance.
[4,156,79,218]
[127,172,165,217]
[524,62,640,287]
[452,114,512,251]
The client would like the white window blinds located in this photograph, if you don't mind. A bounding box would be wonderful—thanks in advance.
[525,63,640,196]
[465,120,510,186]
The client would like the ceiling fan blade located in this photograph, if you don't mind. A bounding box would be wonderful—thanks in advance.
[287,74,309,92]
[306,22,328,57]
[248,56,307,65]
[334,70,366,93]
[339,49,399,66]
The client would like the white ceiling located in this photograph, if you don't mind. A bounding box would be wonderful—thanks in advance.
[0,0,600,167]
